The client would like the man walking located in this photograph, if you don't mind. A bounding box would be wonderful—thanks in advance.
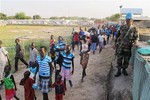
[91,31,98,54]
[15,39,28,72]
[29,42,38,65]
[0,40,8,81]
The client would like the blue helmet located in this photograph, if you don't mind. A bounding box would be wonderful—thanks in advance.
[126,13,133,20]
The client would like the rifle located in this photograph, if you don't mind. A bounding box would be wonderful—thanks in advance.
[116,26,132,54]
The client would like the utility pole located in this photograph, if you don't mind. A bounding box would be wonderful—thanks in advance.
[119,5,123,17]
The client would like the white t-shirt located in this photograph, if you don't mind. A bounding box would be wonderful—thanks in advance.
[0,47,8,66]
[98,35,104,43]
[29,48,38,62]
[81,43,88,52]
[97,29,100,35]
[101,29,105,33]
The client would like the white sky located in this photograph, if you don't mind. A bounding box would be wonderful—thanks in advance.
[0,0,150,18]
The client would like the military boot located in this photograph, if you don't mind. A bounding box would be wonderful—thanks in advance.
[115,68,121,77]
[122,68,128,76]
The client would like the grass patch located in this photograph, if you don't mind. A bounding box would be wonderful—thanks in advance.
[0,25,81,71]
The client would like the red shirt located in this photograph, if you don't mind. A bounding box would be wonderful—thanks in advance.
[24,78,35,100]
[73,33,79,42]
[52,81,65,94]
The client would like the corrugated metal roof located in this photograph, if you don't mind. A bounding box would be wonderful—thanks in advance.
[120,17,150,21]
[120,8,143,15]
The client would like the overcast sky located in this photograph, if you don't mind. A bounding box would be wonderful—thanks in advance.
[0,0,150,18]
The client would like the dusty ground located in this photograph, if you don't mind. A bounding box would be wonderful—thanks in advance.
[1,44,114,100]
[107,64,133,100]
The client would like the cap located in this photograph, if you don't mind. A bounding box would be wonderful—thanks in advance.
[126,13,133,20]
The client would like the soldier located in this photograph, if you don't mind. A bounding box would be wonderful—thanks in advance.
[114,13,138,77]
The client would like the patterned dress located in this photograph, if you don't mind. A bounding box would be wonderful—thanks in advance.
[80,43,90,68]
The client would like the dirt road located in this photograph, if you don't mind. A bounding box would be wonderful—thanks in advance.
[1,45,114,100]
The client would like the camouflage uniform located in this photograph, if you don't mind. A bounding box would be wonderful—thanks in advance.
[115,24,138,69]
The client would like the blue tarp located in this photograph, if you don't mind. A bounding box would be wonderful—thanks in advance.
[137,47,150,56]
[133,51,150,100]
[147,39,150,44]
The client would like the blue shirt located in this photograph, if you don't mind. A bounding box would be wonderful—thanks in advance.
[79,31,84,36]
[30,67,37,74]
[55,40,66,60]
[36,55,52,77]
[79,31,84,39]
[62,52,75,69]
[117,25,121,32]
[105,29,111,36]
[56,40,66,52]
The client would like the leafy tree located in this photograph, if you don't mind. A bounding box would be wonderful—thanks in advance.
[0,13,7,19]
[33,15,41,19]
[26,16,32,19]
[50,16,59,19]
[80,17,89,20]
[60,16,66,19]
[7,16,15,19]
[90,18,97,20]
[106,13,120,21]
[15,12,26,19]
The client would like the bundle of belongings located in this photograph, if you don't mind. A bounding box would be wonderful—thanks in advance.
[147,39,150,44]
[137,46,150,56]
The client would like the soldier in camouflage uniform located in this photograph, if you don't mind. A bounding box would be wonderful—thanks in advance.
[114,13,138,77]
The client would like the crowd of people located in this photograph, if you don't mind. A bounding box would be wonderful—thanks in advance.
[0,13,138,100]
[0,24,118,100]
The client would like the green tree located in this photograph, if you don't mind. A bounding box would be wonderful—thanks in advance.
[0,13,7,19]
[80,17,89,20]
[90,18,97,20]
[15,12,26,19]
[7,16,15,19]
[50,16,59,19]
[106,13,120,21]
[26,16,32,19]
[33,15,41,19]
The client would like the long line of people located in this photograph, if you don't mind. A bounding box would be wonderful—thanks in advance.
[0,24,119,100]
[0,36,75,100]
[72,24,118,54]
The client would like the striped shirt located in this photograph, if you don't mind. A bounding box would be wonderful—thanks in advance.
[56,40,66,52]
[62,52,75,69]
[55,40,66,60]
[36,55,52,77]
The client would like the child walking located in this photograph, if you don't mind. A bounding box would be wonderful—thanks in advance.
[49,44,57,79]
[3,65,19,100]
[20,71,36,100]
[61,45,74,90]
[29,62,38,89]
[52,75,65,100]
